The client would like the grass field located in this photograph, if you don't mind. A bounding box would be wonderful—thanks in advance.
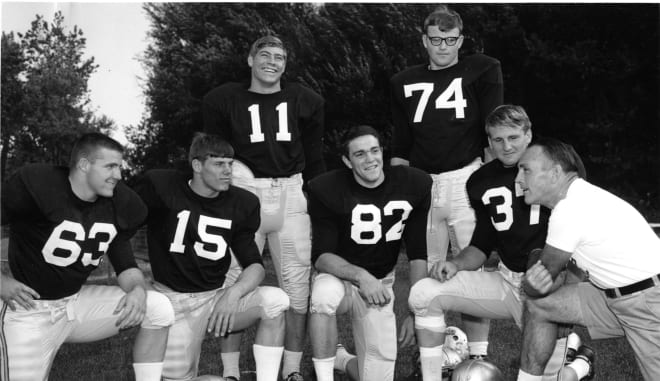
[40,252,644,381]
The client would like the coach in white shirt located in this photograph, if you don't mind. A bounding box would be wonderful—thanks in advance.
[514,137,660,381]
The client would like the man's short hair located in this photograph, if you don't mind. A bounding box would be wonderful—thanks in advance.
[69,132,124,169]
[529,136,587,179]
[341,125,383,157]
[424,5,463,33]
[485,104,532,135]
[188,132,234,165]
[249,35,287,58]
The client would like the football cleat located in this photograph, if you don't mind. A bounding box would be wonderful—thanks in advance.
[574,345,595,380]
[444,326,470,360]
[284,371,304,381]
[565,332,582,364]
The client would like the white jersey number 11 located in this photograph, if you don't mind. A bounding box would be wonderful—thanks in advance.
[248,102,291,143]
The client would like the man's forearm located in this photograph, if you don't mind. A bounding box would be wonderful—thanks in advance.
[315,253,370,287]
[452,246,487,271]
[230,263,265,297]
[117,267,148,293]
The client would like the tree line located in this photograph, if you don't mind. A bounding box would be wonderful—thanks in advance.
[2,4,658,216]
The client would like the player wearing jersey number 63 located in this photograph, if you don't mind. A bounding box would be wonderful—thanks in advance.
[0,133,174,381]
[133,133,289,381]
[307,125,432,381]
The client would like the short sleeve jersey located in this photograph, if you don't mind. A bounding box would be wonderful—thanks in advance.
[547,178,660,288]
[390,54,503,173]
[1,164,144,299]
[466,160,550,272]
[133,169,263,293]
[308,166,432,279]
[202,81,326,181]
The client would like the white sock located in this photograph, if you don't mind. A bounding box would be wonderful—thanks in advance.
[281,349,303,378]
[253,344,284,381]
[517,369,543,381]
[468,341,489,357]
[567,357,590,380]
[334,346,356,372]
[312,357,335,381]
[221,351,241,380]
[419,346,444,381]
[543,337,567,378]
[133,362,163,381]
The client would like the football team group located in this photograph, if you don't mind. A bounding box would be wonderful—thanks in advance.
[2,5,659,381]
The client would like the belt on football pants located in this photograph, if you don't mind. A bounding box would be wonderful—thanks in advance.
[604,274,660,298]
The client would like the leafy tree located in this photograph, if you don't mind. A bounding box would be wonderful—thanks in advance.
[1,11,113,177]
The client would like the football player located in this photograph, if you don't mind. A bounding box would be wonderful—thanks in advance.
[133,133,289,381]
[203,35,325,381]
[408,105,580,381]
[307,125,431,381]
[0,132,174,381]
[516,137,660,381]
[389,5,503,359]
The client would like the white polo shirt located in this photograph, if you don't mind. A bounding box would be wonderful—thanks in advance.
[547,178,660,289]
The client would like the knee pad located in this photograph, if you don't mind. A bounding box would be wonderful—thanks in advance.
[309,274,345,315]
[142,290,175,328]
[408,277,442,315]
[257,286,290,319]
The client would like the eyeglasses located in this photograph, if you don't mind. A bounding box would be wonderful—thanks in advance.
[426,35,461,46]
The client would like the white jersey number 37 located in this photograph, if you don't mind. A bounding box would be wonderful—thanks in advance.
[404,78,466,122]
[351,201,413,244]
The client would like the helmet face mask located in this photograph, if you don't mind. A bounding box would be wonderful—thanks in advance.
[444,326,470,360]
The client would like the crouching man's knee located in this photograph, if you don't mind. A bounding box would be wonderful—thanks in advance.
[256,286,290,319]
[409,278,447,333]
[142,290,175,328]
[309,273,345,315]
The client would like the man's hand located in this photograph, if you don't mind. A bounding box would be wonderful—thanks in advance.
[523,261,554,297]
[208,287,241,337]
[398,314,417,347]
[357,272,390,306]
[114,286,147,329]
[430,260,459,282]
[1,275,40,311]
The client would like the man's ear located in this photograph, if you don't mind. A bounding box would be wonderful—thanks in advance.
[191,158,203,173]
[341,155,352,169]
[78,158,90,172]
[247,55,254,68]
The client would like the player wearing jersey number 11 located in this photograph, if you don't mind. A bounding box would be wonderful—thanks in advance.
[203,35,325,381]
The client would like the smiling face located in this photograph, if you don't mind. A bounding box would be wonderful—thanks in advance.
[423,26,463,70]
[248,45,286,92]
[191,156,233,197]
[342,134,385,188]
[84,147,123,199]
[515,146,556,207]
[487,124,532,167]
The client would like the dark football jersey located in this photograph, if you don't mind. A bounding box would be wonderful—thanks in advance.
[134,169,263,293]
[390,54,503,173]
[308,166,432,279]
[202,81,325,181]
[466,160,550,272]
[1,164,144,300]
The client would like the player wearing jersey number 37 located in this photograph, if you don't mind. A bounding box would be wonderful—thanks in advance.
[203,35,325,381]
[390,6,503,363]
[0,133,174,381]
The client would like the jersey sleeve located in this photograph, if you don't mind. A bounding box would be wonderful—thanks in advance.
[476,60,504,124]
[132,171,166,213]
[106,183,147,274]
[230,195,263,269]
[402,172,432,260]
[202,87,232,140]
[308,182,340,265]
[389,76,413,160]
[1,168,40,225]
[300,89,326,183]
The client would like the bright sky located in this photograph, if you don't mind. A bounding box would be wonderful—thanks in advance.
[1,2,150,142]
